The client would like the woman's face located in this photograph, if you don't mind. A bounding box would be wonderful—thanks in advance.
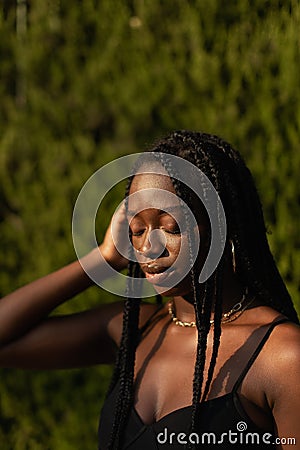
[127,171,208,297]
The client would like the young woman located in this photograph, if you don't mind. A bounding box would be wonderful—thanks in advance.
[0,131,299,449]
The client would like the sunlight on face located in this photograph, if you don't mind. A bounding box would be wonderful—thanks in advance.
[127,171,208,297]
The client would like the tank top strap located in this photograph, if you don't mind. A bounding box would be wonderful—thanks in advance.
[232,317,290,393]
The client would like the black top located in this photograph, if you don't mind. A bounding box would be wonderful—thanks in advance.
[98,317,288,449]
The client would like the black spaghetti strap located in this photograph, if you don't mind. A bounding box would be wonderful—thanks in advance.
[232,317,290,393]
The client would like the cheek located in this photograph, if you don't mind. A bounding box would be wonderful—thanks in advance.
[166,235,181,256]
[168,235,190,267]
[174,227,207,268]
[131,235,141,249]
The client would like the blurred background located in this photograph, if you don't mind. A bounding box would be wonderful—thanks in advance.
[0,1,299,448]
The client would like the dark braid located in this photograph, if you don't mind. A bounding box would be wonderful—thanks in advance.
[149,149,220,448]
[106,130,299,450]
[107,171,162,449]
[202,257,224,402]
[106,177,143,448]
[189,139,225,406]
[186,135,225,406]
[107,258,141,449]
[188,274,213,450]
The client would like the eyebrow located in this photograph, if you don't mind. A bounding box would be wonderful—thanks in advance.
[127,206,183,217]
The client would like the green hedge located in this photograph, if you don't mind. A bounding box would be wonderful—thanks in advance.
[0,1,299,448]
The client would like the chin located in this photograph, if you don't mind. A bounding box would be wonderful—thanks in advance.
[153,281,193,298]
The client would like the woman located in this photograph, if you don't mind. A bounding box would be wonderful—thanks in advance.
[0,131,299,449]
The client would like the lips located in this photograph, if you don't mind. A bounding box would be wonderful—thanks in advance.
[142,263,175,285]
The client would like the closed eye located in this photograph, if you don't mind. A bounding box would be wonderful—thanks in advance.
[163,228,181,235]
[131,227,181,237]
[131,229,145,236]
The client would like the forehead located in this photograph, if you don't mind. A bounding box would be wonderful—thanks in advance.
[128,173,180,213]
[129,172,175,193]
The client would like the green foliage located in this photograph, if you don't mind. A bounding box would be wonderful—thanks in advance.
[0,0,299,448]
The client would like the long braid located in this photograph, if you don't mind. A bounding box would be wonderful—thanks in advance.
[189,140,224,404]
[164,147,223,445]
[213,136,297,321]
[107,171,164,449]
[188,276,213,450]
[150,149,216,449]
[107,258,141,449]
[105,180,136,399]
[202,259,224,402]
[106,175,142,449]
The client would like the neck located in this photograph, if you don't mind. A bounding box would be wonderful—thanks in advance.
[172,268,245,325]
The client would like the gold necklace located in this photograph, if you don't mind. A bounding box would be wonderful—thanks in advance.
[168,290,254,328]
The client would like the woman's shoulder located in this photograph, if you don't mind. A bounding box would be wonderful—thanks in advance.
[236,305,300,421]
[253,306,300,394]
[242,306,300,441]
[259,311,300,433]
[237,304,300,377]
[246,303,298,327]
[263,312,300,363]
[251,304,300,355]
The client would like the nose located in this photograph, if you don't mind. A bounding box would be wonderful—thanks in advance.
[137,229,167,259]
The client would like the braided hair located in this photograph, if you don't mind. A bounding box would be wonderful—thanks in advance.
[106,130,299,449]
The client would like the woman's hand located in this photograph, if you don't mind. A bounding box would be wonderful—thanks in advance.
[100,203,129,272]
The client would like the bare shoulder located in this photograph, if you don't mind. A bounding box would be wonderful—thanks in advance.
[257,313,300,440]
[260,314,300,406]
[265,318,300,365]
[248,304,300,344]
[107,301,163,346]
[245,305,300,389]
[254,305,300,361]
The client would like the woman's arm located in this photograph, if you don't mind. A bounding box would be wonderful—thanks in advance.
[0,205,128,369]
